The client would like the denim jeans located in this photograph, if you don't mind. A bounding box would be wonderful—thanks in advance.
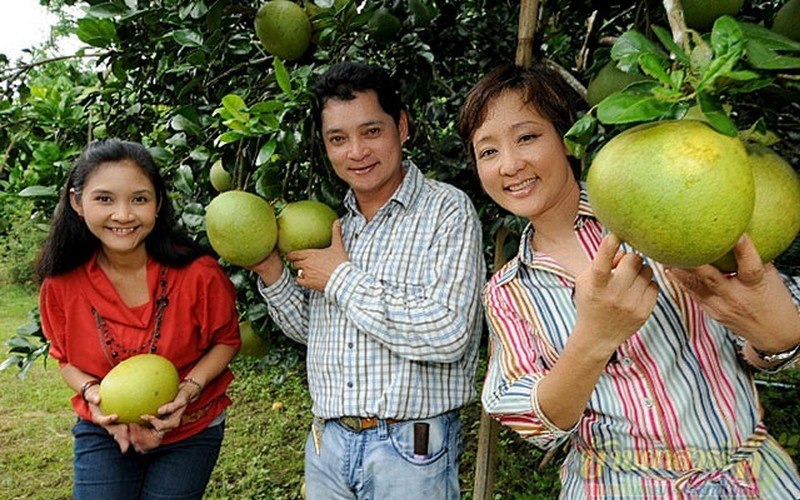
[72,418,224,500]
[304,410,463,500]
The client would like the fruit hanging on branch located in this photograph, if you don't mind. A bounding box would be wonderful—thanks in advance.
[254,0,312,61]
[99,354,180,424]
[681,0,744,31]
[205,190,278,267]
[586,120,754,268]
[209,159,233,192]
[237,320,270,358]
[712,143,800,272]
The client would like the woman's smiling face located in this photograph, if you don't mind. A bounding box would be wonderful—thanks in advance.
[472,90,576,222]
[70,159,158,258]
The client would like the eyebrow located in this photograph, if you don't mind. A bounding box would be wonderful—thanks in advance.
[324,119,386,136]
[474,120,540,147]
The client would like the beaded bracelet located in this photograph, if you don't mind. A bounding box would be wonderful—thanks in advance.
[80,379,100,402]
[181,376,203,402]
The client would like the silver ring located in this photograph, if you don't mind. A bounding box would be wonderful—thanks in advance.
[297,269,304,279]
[155,429,165,438]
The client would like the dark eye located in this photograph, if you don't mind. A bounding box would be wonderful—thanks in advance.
[366,127,381,136]
[477,147,497,160]
[96,195,112,203]
[519,133,537,143]
[328,135,344,144]
[133,195,150,204]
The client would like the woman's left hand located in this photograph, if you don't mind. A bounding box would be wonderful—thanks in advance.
[134,383,195,450]
[128,422,165,453]
[667,234,800,350]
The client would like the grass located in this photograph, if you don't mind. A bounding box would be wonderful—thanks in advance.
[0,284,555,499]
[2,282,796,499]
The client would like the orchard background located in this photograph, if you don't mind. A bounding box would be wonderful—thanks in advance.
[1,1,798,498]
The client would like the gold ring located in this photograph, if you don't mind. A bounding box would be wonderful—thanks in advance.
[297,269,304,279]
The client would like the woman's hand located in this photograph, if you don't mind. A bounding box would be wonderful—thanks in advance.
[128,422,165,453]
[573,233,659,360]
[84,388,132,453]
[667,234,800,352]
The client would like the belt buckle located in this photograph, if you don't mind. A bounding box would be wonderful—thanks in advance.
[339,416,363,432]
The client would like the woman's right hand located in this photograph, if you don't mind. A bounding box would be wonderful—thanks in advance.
[84,385,131,453]
[573,232,659,359]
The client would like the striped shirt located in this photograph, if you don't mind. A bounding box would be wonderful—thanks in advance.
[482,189,800,498]
[259,161,485,420]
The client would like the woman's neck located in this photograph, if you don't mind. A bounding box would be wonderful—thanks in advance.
[97,248,149,275]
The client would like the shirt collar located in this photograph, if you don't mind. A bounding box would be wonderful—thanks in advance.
[495,187,595,286]
[343,160,422,216]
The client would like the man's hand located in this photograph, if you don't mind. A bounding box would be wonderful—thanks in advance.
[288,219,349,292]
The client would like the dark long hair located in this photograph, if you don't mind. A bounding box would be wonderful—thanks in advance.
[36,139,210,278]
[458,62,584,180]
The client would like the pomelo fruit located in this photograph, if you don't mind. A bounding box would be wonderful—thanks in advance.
[586,119,754,267]
[99,354,179,424]
[585,62,650,106]
[773,0,800,41]
[254,0,312,61]
[209,159,233,192]
[205,190,278,267]
[681,0,744,30]
[368,7,402,42]
[712,144,800,272]
[238,320,270,358]
[276,200,338,254]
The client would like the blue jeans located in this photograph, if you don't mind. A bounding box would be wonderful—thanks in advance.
[304,410,463,500]
[72,418,224,500]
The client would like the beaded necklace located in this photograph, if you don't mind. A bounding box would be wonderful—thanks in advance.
[92,266,169,367]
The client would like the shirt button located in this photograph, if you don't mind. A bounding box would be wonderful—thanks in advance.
[622,357,633,367]
[347,342,354,349]
[346,382,353,388]
[644,398,654,408]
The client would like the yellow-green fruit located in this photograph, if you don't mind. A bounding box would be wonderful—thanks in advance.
[254,0,312,61]
[99,354,179,424]
[586,62,651,106]
[773,0,800,41]
[277,200,338,254]
[237,320,270,358]
[205,191,278,267]
[682,0,744,30]
[587,120,754,267]
[209,160,233,192]
[713,144,800,272]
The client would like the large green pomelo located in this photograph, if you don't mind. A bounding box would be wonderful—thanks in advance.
[276,200,338,254]
[713,144,800,272]
[237,320,270,358]
[254,0,312,61]
[586,62,651,106]
[99,354,179,424]
[773,0,800,41]
[205,191,278,267]
[587,120,754,267]
[682,0,744,30]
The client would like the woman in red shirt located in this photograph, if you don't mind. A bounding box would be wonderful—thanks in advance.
[38,139,240,499]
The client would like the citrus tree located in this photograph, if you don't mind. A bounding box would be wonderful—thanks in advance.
[2,0,798,369]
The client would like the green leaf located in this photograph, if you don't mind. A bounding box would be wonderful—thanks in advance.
[170,114,203,136]
[18,186,57,198]
[173,164,195,195]
[274,58,293,97]
[745,41,800,70]
[564,113,597,159]
[171,29,204,48]
[86,3,128,18]
[220,94,249,123]
[251,100,285,115]
[76,18,119,48]
[737,21,800,52]
[651,25,690,65]
[638,53,672,86]
[611,30,667,72]
[597,83,677,124]
[257,138,278,166]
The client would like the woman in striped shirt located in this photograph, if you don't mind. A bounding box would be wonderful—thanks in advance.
[458,63,800,498]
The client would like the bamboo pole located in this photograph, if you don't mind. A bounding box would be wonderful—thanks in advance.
[473,3,540,498]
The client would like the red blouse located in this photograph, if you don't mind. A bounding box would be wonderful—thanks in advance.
[40,253,241,445]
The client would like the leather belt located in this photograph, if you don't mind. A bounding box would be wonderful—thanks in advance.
[337,416,399,432]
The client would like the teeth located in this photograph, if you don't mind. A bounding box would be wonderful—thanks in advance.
[507,178,536,192]
[110,227,136,234]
